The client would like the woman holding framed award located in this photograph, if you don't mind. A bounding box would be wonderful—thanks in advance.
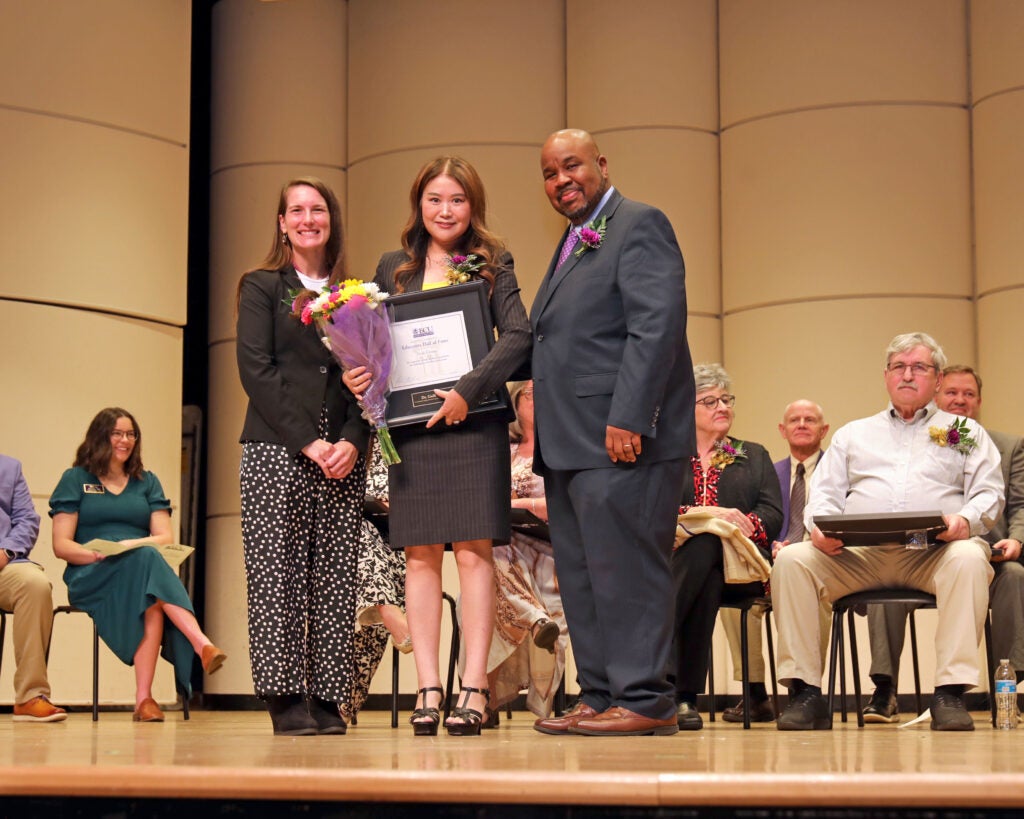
[345,156,531,736]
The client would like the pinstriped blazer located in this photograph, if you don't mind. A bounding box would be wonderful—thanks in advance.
[373,250,532,414]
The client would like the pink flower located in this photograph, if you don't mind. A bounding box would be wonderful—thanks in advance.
[580,228,601,245]
[451,254,468,266]
[947,428,960,445]
[300,303,314,325]
[345,293,368,311]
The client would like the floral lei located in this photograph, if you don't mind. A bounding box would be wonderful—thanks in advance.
[573,214,607,257]
[709,438,746,470]
[445,253,484,285]
[928,416,977,455]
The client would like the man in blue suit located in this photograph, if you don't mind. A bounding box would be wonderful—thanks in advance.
[530,129,694,736]
[0,454,65,722]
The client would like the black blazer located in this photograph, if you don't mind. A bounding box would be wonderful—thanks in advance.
[236,267,370,456]
[681,438,784,558]
[374,250,531,417]
[529,190,695,472]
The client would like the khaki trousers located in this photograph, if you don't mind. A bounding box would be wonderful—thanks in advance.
[0,562,54,703]
[772,539,993,689]
[721,598,832,683]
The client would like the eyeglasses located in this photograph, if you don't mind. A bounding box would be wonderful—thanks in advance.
[695,395,736,409]
[886,362,936,376]
[110,430,138,441]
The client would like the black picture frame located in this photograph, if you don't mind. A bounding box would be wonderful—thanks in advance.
[384,279,511,428]
[813,511,947,546]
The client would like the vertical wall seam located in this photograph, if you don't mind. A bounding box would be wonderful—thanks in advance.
[965,0,979,365]
[714,0,725,365]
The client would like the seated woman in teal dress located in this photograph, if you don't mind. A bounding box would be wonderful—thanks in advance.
[49,407,226,723]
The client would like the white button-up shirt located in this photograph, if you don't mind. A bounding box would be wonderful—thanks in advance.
[806,402,1004,537]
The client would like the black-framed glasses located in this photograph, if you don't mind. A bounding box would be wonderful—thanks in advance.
[695,394,736,409]
[110,430,138,441]
[886,362,936,376]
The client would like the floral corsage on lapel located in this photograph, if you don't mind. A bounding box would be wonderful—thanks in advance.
[445,253,484,285]
[928,416,977,455]
[573,214,607,257]
[709,438,746,470]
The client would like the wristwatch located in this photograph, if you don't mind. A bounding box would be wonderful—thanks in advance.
[2,549,16,561]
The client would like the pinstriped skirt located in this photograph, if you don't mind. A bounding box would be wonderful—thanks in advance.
[386,418,511,549]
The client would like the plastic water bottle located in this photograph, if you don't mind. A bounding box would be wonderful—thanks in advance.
[995,658,1018,730]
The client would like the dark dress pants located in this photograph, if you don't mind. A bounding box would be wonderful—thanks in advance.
[544,457,687,720]
[671,532,764,696]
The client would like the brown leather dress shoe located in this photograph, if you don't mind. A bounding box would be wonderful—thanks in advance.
[201,644,227,675]
[722,698,776,723]
[132,698,165,723]
[533,700,599,735]
[569,706,679,736]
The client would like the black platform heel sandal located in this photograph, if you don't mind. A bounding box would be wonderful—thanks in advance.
[446,686,490,736]
[409,686,444,736]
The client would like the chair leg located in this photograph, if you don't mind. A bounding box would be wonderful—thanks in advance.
[87,620,98,722]
[443,592,459,721]
[827,605,844,724]
[391,645,399,728]
[839,611,848,721]
[706,641,716,722]
[739,606,751,729]
[909,609,923,716]
[985,612,996,728]
[848,608,865,728]
[765,608,780,718]
[0,611,6,682]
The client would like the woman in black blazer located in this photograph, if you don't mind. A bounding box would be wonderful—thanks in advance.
[236,177,370,737]
[671,363,783,731]
[346,157,531,735]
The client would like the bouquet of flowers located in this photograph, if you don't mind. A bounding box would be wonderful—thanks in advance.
[292,279,400,465]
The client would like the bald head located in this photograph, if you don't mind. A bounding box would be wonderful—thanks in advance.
[779,399,829,461]
[541,129,610,224]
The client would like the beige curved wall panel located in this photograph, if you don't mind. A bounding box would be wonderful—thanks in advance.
[0,302,183,496]
[977,291,1024,435]
[202,515,250,695]
[0,0,190,141]
[210,0,347,170]
[970,0,1024,103]
[348,146,565,309]
[566,0,718,132]
[721,106,971,312]
[596,130,720,316]
[208,166,348,344]
[720,0,967,127]
[0,111,188,323]
[347,0,563,163]
[972,93,1024,297]
[686,315,723,370]
[722,298,974,457]
[206,343,246,519]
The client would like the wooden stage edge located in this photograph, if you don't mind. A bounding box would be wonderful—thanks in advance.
[0,710,1022,810]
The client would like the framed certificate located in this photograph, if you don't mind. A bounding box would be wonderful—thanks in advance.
[384,279,511,427]
[813,511,946,546]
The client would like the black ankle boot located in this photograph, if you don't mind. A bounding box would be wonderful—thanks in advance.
[266,694,317,736]
[308,696,347,735]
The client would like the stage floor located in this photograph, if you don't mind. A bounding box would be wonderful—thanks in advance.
[0,708,1021,813]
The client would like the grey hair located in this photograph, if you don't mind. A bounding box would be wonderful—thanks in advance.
[885,332,947,371]
[693,363,731,394]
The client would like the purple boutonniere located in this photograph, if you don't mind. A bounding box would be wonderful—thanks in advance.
[445,253,484,285]
[709,438,747,470]
[928,416,977,456]
[574,215,607,257]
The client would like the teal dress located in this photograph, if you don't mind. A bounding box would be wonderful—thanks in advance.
[48,466,196,695]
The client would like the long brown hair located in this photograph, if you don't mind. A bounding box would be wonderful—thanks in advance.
[73,407,144,480]
[235,176,348,306]
[393,157,506,293]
